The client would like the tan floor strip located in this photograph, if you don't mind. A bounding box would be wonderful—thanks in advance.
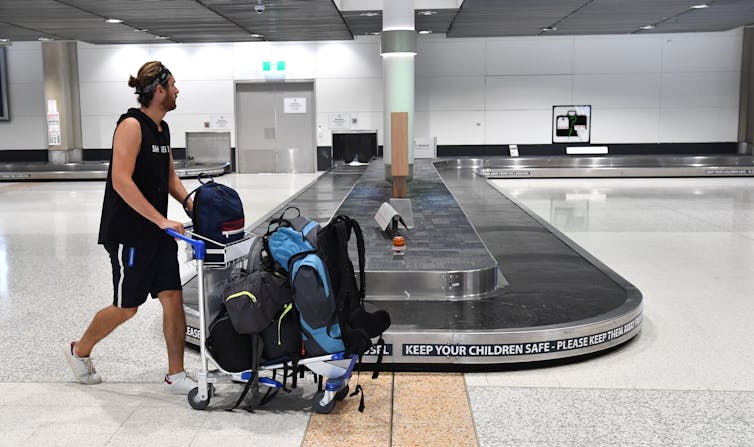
[0,183,39,193]
[303,372,478,447]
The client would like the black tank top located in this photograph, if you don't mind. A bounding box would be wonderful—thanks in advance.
[98,108,172,245]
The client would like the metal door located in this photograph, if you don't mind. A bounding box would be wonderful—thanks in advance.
[234,81,315,173]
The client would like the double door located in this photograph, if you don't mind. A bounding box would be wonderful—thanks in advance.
[235,81,315,173]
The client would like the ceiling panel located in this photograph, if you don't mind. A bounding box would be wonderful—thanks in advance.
[447,0,590,37]
[0,0,752,45]
[202,0,352,41]
[648,0,754,33]
[341,9,456,37]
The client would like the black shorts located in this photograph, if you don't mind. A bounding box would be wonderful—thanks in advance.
[103,239,181,308]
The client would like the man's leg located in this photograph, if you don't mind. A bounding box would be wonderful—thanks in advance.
[65,305,137,384]
[158,290,186,375]
[75,305,138,357]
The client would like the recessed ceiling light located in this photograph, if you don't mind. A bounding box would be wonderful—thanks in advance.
[250,33,263,38]
[105,18,123,24]
[359,12,380,17]
[37,37,53,41]
[369,31,381,35]
[540,26,557,31]
[154,36,169,39]
[418,30,432,35]
[417,11,437,16]
[640,25,655,30]
[133,29,148,32]
[690,4,708,8]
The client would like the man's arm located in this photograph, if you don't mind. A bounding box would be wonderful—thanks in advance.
[111,118,185,233]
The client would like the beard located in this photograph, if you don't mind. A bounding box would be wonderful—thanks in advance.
[162,94,177,111]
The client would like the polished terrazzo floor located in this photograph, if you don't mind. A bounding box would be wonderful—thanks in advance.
[1,172,753,446]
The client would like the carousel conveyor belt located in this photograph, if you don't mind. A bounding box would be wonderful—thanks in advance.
[0,160,230,180]
[183,159,643,370]
[471,154,754,178]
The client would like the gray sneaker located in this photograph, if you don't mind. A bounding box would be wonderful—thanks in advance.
[64,341,102,385]
[164,371,197,394]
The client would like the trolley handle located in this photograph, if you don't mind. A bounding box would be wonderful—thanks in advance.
[166,228,206,261]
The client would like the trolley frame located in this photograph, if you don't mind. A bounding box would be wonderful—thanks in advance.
[168,228,358,412]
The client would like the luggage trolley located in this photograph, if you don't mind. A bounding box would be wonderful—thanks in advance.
[168,228,358,413]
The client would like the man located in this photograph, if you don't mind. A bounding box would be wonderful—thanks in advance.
[64,61,196,394]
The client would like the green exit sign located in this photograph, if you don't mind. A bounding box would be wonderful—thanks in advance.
[262,60,286,72]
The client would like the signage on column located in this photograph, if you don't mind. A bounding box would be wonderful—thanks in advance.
[47,100,61,146]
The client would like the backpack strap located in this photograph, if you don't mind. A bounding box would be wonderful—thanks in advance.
[264,206,300,236]
[350,357,366,413]
[349,217,367,301]
[227,373,254,412]
[333,215,366,299]
[181,185,200,220]
[197,172,214,184]
[291,360,299,389]
[181,173,215,220]
[257,368,285,407]
[226,335,262,412]
[371,336,386,379]
[281,206,301,219]
[350,384,365,413]
[258,386,280,406]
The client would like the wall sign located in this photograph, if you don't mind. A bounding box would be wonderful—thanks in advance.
[328,112,351,130]
[553,105,591,143]
[47,100,61,146]
[284,97,306,114]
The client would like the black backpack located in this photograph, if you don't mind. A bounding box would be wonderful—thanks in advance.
[261,302,301,363]
[316,215,391,357]
[222,271,293,335]
[205,312,255,373]
[183,173,245,260]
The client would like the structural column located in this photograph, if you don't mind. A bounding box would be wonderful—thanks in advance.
[738,27,754,154]
[381,0,416,179]
[42,41,82,164]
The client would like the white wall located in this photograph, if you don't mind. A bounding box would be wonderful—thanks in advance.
[6,29,743,153]
[77,38,385,149]
[0,42,47,150]
[417,29,742,145]
[77,42,235,149]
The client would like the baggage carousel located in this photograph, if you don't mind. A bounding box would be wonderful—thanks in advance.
[183,158,644,369]
[0,160,230,180]
[473,154,754,178]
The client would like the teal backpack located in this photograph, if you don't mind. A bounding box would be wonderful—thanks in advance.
[267,222,345,356]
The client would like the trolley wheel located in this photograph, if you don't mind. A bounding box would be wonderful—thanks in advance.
[312,390,336,414]
[335,385,350,401]
[188,386,211,410]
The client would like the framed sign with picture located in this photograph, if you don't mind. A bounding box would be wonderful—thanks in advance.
[552,105,591,143]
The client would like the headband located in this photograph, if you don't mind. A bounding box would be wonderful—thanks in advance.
[135,66,171,94]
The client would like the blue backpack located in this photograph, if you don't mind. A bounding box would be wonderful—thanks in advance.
[267,213,345,356]
[183,174,245,260]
